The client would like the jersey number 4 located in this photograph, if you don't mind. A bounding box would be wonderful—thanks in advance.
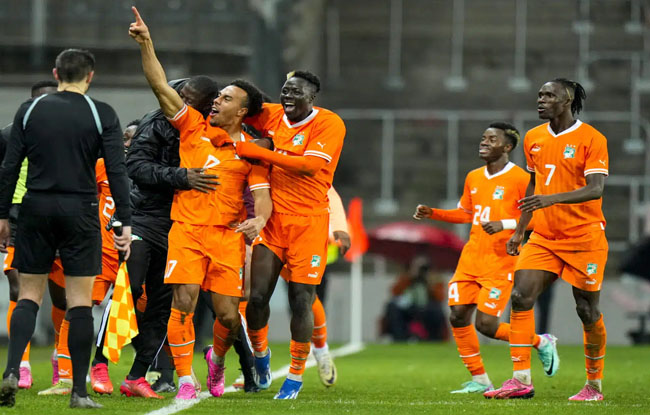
[473,205,491,225]
[449,282,460,302]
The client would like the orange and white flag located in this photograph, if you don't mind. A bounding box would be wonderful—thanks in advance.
[103,261,138,363]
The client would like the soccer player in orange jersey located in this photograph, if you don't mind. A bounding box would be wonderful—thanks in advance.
[486,79,608,401]
[414,123,559,394]
[129,7,272,400]
[234,72,345,399]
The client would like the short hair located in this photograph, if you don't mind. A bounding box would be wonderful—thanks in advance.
[286,70,321,93]
[229,79,264,118]
[31,80,57,97]
[168,78,189,93]
[185,75,219,103]
[488,122,520,151]
[551,78,587,116]
[55,49,95,83]
[126,119,140,128]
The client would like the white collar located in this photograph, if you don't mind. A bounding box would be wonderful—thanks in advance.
[282,109,319,129]
[484,161,515,180]
[546,119,582,137]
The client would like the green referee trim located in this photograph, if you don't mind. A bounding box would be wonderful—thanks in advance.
[12,159,28,204]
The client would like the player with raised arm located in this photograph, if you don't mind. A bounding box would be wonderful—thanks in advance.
[128,7,272,401]
[485,79,608,401]
[414,123,558,394]
[234,71,345,399]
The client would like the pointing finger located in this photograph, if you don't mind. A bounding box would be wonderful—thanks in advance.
[132,6,143,23]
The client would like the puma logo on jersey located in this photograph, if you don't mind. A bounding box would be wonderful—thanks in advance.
[316,142,325,149]
[201,136,211,142]
[203,155,220,169]
[598,159,606,166]
[531,144,541,153]
[308,272,319,278]
[470,188,478,194]
[484,302,497,309]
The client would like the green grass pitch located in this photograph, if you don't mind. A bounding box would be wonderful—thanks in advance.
[1,342,648,414]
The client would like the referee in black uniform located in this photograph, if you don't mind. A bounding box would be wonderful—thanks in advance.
[0,49,132,409]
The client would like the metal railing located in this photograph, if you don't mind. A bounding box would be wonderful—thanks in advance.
[336,107,650,251]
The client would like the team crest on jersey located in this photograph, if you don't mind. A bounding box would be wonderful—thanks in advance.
[310,255,321,268]
[239,268,243,280]
[492,186,505,200]
[586,263,598,275]
[563,144,577,159]
[292,133,305,146]
[488,288,501,300]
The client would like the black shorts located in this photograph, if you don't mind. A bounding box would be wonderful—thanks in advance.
[12,194,101,276]
[8,204,20,246]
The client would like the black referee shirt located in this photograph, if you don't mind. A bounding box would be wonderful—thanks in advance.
[0,91,131,225]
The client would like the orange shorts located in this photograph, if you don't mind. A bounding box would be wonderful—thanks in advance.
[448,267,513,317]
[515,231,608,292]
[48,258,66,288]
[92,252,120,304]
[254,212,328,285]
[3,246,15,272]
[164,221,245,297]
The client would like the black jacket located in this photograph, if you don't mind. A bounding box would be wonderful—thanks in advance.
[126,108,190,249]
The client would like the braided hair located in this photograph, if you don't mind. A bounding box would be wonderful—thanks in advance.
[488,122,520,151]
[552,78,587,115]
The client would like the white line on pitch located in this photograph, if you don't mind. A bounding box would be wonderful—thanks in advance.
[144,343,365,415]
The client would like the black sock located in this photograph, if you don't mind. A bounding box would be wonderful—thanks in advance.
[92,326,109,366]
[233,327,255,378]
[3,300,39,379]
[127,359,149,380]
[67,306,93,397]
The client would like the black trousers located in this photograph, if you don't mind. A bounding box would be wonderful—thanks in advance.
[127,238,172,372]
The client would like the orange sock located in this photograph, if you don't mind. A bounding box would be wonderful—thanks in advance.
[509,309,535,371]
[583,314,606,380]
[311,296,327,348]
[238,300,247,322]
[167,308,195,377]
[7,300,31,363]
[57,319,72,380]
[51,305,66,349]
[494,322,541,347]
[248,324,269,355]
[212,317,234,358]
[288,340,311,377]
[451,325,485,376]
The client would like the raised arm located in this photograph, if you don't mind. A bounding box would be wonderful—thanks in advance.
[128,6,183,118]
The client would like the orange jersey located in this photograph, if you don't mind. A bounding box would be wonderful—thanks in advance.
[168,105,270,226]
[454,162,530,278]
[246,103,345,216]
[95,159,118,256]
[524,120,608,240]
